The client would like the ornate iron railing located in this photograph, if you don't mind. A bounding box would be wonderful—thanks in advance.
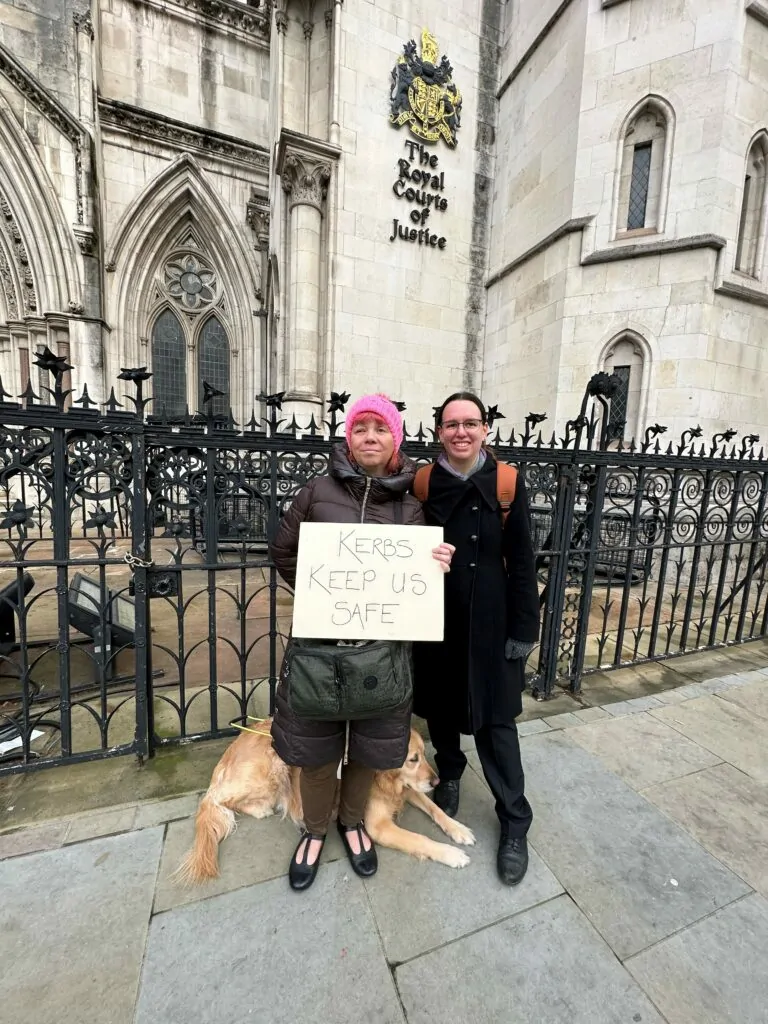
[0,356,766,774]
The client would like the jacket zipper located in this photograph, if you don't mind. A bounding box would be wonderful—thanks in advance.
[360,476,372,524]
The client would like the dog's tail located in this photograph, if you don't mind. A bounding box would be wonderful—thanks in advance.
[174,793,236,885]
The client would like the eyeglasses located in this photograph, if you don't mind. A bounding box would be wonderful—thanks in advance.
[440,419,484,433]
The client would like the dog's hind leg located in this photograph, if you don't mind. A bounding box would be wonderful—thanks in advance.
[405,790,476,846]
[366,816,470,868]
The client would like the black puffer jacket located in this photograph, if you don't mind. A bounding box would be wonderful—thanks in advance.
[270,446,424,769]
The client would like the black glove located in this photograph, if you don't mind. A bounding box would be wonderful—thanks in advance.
[505,638,536,661]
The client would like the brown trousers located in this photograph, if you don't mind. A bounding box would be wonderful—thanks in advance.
[300,759,376,835]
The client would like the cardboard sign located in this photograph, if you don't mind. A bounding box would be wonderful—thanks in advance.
[292,522,445,641]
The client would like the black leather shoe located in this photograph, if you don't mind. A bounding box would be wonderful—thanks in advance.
[337,820,378,877]
[433,778,461,818]
[289,831,326,891]
[497,832,528,886]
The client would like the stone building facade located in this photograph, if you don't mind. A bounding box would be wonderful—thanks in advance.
[0,0,767,439]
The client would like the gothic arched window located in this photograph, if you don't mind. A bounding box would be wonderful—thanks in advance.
[603,335,646,442]
[735,135,768,277]
[617,101,671,235]
[151,309,187,419]
[198,315,230,417]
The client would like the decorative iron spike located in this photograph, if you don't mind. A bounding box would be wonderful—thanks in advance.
[118,366,152,383]
[202,380,226,404]
[0,375,15,404]
[18,380,39,406]
[486,405,505,427]
[414,424,428,443]
[245,411,259,432]
[74,383,97,411]
[105,386,123,412]
[327,391,350,414]
[34,345,73,377]
[305,415,319,436]
[393,400,406,412]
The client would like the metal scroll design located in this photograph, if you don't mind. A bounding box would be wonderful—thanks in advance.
[1,369,767,775]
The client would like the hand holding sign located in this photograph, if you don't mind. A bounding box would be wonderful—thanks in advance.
[292,523,445,641]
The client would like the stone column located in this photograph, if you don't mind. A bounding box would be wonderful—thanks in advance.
[279,149,330,404]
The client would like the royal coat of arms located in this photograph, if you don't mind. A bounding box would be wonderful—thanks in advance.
[389,29,462,148]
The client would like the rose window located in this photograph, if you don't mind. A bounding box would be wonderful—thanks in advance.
[164,254,216,310]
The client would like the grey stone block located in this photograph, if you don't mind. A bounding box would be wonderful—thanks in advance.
[153,803,346,913]
[522,731,751,958]
[627,894,768,1024]
[134,793,202,829]
[362,767,562,963]
[396,895,665,1024]
[716,677,768,722]
[644,762,768,898]
[542,711,583,729]
[135,860,405,1024]
[572,706,613,724]
[0,821,69,860]
[650,695,768,781]
[569,711,721,790]
[517,717,553,736]
[64,806,137,844]
[602,695,662,716]
[0,828,163,1024]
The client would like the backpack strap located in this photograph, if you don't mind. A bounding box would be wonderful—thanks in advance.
[393,494,403,525]
[413,464,434,503]
[496,462,518,525]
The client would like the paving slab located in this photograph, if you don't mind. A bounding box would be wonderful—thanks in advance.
[568,712,722,790]
[134,792,202,829]
[644,762,768,897]
[362,767,562,963]
[542,711,583,729]
[135,860,405,1024]
[64,805,137,844]
[0,820,69,859]
[0,827,163,1024]
[627,894,768,1024]
[153,803,346,913]
[715,676,768,721]
[520,731,751,959]
[517,717,553,736]
[650,695,768,782]
[395,895,665,1024]
[601,695,663,716]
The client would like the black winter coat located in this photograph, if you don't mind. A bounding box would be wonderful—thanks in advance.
[270,446,424,770]
[413,458,540,733]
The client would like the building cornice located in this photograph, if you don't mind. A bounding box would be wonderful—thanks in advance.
[582,234,726,265]
[486,218,591,288]
[746,1,768,29]
[716,278,768,309]
[98,98,269,171]
[127,0,271,45]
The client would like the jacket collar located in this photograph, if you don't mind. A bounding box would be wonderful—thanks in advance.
[426,456,498,524]
[329,444,416,501]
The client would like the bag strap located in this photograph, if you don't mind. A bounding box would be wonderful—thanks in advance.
[394,495,403,525]
[496,462,518,525]
[413,464,433,503]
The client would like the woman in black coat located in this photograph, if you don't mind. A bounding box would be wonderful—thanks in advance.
[413,392,540,885]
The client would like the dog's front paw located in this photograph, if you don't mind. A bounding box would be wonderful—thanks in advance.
[440,846,471,869]
[447,821,475,846]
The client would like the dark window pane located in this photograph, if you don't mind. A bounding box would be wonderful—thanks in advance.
[627,143,652,230]
[198,316,230,417]
[608,365,631,440]
[152,309,187,419]
[736,174,752,272]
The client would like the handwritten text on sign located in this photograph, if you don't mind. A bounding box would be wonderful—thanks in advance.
[292,523,445,641]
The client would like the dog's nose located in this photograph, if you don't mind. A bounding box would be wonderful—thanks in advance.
[431,776,440,789]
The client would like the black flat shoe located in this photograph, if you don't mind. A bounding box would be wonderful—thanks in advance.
[433,778,461,818]
[337,820,378,878]
[497,832,528,886]
[289,831,326,891]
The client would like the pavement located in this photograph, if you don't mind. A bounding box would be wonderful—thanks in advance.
[2,664,768,1023]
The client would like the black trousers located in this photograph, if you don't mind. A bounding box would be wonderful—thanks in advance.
[427,716,533,837]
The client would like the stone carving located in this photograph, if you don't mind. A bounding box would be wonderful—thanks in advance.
[281,154,331,212]
[325,7,334,30]
[0,244,18,320]
[98,99,269,170]
[73,10,95,39]
[0,41,87,223]
[159,0,269,41]
[68,300,85,314]
[246,190,270,244]
[390,28,462,148]
[303,19,313,39]
[164,253,217,311]
[275,9,288,34]
[0,189,37,314]
[74,229,96,255]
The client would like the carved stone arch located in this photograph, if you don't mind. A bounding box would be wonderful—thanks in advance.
[0,92,81,313]
[598,328,655,442]
[106,155,259,417]
[612,94,676,238]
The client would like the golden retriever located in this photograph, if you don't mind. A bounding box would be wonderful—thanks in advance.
[176,721,475,883]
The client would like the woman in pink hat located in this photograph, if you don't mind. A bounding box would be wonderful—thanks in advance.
[270,394,454,891]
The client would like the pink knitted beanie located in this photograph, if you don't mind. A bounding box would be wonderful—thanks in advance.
[344,394,404,451]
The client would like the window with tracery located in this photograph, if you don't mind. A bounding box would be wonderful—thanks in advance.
[735,136,768,278]
[617,104,669,235]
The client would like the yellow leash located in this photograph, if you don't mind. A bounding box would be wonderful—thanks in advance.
[231,715,272,738]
